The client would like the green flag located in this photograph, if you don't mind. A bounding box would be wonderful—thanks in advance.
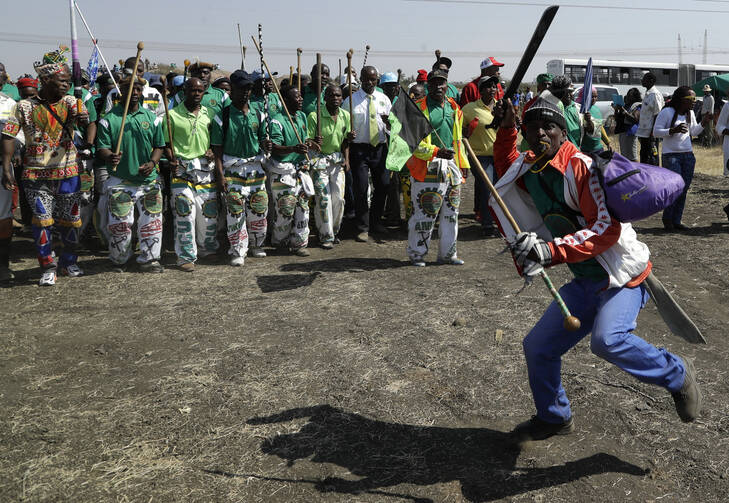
[386,88,433,172]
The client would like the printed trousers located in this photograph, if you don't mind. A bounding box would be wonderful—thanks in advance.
[105,176,163,265]
[171,167,219,264]
[223,157,268,258]
[524,277,686,424]
[24,176,82,269]
[407,161,461,261]
[269,171,310,250]
[311,155,345,243]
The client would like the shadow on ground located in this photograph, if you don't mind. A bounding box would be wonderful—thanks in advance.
[215,405,648,502]
[279,257,407,273]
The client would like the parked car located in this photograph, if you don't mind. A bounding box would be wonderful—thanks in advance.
[574,84,620,132]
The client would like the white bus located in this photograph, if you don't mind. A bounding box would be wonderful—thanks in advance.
[546,59,729,97]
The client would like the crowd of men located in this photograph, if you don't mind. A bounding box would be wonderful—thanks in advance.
[0,44,705,442]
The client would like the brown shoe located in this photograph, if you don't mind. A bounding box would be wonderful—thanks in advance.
[179,262,195,272]
[673,357,702,422]
[292,247,310,257]
[355,231,368,242]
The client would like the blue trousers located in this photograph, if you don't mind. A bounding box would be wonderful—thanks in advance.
[661,152,695,225]
[523,277,686,424]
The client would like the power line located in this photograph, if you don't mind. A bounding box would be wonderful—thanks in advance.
[402,0,729,13]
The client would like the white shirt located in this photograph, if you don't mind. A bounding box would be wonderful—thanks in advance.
[652,107,703,154]
[342,88,392,144]
[105,84,165,118]
[715,101,729,175]
[636,86,664,138]
[0,92,24,145]
[525,91,534,101]
[701,94,715,115]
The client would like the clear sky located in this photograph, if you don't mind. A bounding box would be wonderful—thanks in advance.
[3,0,729,85]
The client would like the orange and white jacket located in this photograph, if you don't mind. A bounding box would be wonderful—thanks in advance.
[491,127,651,288]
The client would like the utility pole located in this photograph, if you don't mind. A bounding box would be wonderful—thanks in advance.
[703,29,708,64]
[678,33,682,65]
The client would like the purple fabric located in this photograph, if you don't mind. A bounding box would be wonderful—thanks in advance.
[598,152,685,222]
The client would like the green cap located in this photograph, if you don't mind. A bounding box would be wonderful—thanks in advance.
[537,73,554,84]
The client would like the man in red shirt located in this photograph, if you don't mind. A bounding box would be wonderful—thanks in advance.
[460,57,504,107]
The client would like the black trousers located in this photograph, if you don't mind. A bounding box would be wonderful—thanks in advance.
[350,143,389,232]
[639,137,660,166]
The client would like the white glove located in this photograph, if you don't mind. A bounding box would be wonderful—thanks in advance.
[511,231,552,269]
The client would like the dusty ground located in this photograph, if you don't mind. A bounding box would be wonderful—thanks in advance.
[1,170,729,503]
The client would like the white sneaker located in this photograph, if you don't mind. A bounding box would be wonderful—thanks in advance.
[249,248,266,258]
[61,264,84,277]
[230,256,245,267]
[39,269,57,286]
[411,258,426,267]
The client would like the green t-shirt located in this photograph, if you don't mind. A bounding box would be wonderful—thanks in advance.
[522,166,608,281]
[96,105,165,184]
[270,110,308,164]
[67,86,98,145]
[172,85,230,117]
[210,103,266,158]
[560,102,581,148]
[425,83,460,103]
[302,87,324,116]
[306,106,350,155]
[251,92,283,117]
[166,103,215,160]
[427,97,454,150]
[2,82,20,101]
[580,105,603,153]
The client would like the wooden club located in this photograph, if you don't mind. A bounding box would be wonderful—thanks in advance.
[114,41,144,155]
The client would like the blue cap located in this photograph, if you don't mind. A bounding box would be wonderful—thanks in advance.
[251,70,278,81]
[172,75,185,87]
[147,74,163,87]
[230,70,253,88]
[379,72,397,84]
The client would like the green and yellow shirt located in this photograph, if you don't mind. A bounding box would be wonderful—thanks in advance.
[166,103,215,160]
[306,106,350,155]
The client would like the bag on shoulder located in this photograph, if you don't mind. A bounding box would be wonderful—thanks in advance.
[590,151,685,222]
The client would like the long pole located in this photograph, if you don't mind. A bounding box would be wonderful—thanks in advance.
[296,48,302,93]
[316,53,322,139]
[74,0,120,93]
[237,23,246,70]
[346,49,354,132]
[251,37,309,162]
[258,24,270,142]
[338,58,342,84]
[159,76,176,163]
[114,42,144,155]
[462,138,581,332]
[362,45,370,70]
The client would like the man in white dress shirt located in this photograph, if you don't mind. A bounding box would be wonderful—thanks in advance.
[635,72,664,166]
[342,66,392,242]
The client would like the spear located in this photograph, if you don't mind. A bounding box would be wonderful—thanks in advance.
[237,23,246,70]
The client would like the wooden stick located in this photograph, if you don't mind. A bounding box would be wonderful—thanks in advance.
[347,49,354,133]
[316,53,322,139]
[462,138,581,332]
[435,49,441,64]
[114,41,144,155]
[296,48,302,93]
[237,23,245,70]
[338,58,342,83]
[159,76,176,163]
[289,66,294,85]
[251,37,309,161]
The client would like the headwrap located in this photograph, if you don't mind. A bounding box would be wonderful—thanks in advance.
[523,98,566,131]
[17,75,39,89]
[118,74,147,87]
[416,69,428,83]
[189,61,215,73]
[34,45,70,78]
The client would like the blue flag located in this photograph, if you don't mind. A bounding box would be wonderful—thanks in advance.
[580,57,593,114]
[87,45,99,88]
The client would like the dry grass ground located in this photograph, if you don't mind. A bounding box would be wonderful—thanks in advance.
[1,167,728,502]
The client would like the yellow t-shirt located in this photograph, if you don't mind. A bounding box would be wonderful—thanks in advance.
[462,99,496,156]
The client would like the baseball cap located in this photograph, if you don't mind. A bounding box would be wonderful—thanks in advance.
[478,75,500,88]
[230,70,253,88]
[427,69,448,82]
[379,72,398,84]
[536,73,554,84]
[480,57,504,70]
[147,74,163,87]
[172,75,185,87]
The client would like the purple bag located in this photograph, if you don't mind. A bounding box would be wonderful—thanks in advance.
[592,152,685,222]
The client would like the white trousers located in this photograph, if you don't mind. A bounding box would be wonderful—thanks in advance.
[407,160,461,261]
[269,171,310,250]
[222,156,268,257]
[311,154,345,243]
[105,176,163,265]
[171,167,219,264]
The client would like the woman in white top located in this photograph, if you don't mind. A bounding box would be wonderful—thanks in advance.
[716,99,729,221]
[652,86,711,231]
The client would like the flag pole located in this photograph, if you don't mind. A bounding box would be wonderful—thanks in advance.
[69,0,83,113]
[74,0,120,93]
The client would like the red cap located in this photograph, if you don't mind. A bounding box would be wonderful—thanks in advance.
[17,76,39,89]
[416,69,428,82]
[480,57,504,70]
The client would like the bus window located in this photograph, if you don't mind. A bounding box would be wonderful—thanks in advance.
[631,68,646,84]
[595,67,609,84]
[654,68,673,86]
[609,67,630,84]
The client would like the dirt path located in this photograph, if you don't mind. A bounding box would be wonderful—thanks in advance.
[1,173,728,502]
